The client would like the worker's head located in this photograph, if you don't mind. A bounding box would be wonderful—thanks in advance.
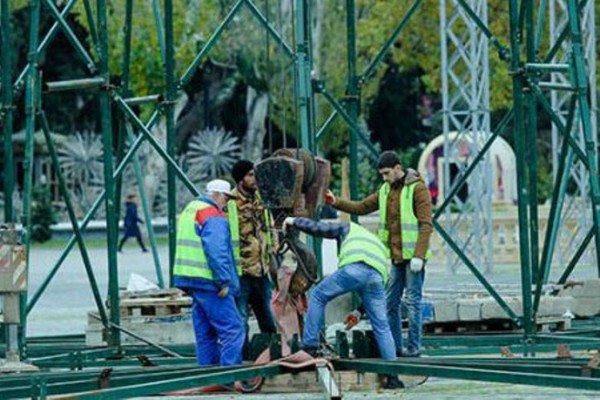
[205,179,233,210]
[377,151,404,184]
[126,193,138,203]
[231,159,256,192]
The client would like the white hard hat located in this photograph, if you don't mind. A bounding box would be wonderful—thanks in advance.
[206,179,232,196]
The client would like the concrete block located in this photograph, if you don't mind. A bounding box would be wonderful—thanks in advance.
[457,299,482,321]
[558,279,600,298]
[571,297,600,318]
[480,297,522,320]
[431,300,458,322]
[537,296,574,317]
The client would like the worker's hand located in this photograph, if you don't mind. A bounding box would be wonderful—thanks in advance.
[324,190,336,206]
[282,217,296,233]
[344,310,362,330]
[218,286,229,298]
[409,257,424,273]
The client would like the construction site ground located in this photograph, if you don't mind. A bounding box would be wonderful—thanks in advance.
[23,243,600,398]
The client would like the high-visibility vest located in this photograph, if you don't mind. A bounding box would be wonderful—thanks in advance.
[227,199,273,272]
[378,182,432,260]
[338,222,389,284]
[173,200,214,280]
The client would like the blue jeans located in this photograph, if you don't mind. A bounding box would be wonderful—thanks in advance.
[386,261,425,355]
[189,289,244,366]
[303,262,396,361]
[236,275,277,347]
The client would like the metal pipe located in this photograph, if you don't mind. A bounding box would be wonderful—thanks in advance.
[43,77,105,92]
[164,0,178,284]
[1,0,15,223]
[97,0,121,347]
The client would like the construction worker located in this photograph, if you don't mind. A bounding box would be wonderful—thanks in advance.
[173,179,244,367]
[282,216,403,389]
[326,151,433,357]
[229,160,278,357]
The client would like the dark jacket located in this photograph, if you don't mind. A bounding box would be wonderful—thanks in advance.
[333,168,433,263]
[123,201,142,237]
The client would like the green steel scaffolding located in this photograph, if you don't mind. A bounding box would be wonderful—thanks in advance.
[1,0,600,396]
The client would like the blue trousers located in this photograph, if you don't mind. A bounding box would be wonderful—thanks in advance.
[386,261,425,355]
[189,289,244,366]
[303,262,396,361]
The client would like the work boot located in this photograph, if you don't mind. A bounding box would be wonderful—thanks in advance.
[383,375,404,389]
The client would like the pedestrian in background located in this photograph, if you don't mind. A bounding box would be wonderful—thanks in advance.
[173,179,244,367]
[118,194,148,253]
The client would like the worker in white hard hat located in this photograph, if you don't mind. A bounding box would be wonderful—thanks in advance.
[173,179,244,367]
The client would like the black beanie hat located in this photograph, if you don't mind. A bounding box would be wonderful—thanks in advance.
[232,160,255,183]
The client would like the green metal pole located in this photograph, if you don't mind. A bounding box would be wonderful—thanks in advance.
[524,0,540,285]
[566,0,600,275]
[293,0,313,151]
[0,0,14,355]
[508,0,534,342]
[20,0,42,358]
[97,0,120,347]
[164,0,177,285]
[1,0,14,223]
[152,0,166,63]
[346,0,359,218]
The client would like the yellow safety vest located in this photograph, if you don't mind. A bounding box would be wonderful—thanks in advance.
[378,182,432,260]
[338,222,390,284]
[173,200,214,280]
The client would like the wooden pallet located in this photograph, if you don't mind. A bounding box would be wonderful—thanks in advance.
[119,292,192,318]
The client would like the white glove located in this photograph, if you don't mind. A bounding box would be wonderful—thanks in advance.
[282,217,296,233]
[410,257,424,273]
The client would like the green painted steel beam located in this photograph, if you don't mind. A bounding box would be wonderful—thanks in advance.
[13,0,78,93]
[508,0,534,342]
[43,77,105,92]
[41,0,96,73]
[243,0,294,58]
[1,0,15,223]
[434,109,513,219]
[334,359,600,390]
[359,0,423,83]
[54,364,282,399]
[180,0,244,88]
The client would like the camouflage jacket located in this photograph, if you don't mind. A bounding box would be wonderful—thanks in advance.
[230,187,275,277]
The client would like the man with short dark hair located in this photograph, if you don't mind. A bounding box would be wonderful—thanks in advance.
[173,179,244,367]
[229,160,278,356]
[325,150,433,357]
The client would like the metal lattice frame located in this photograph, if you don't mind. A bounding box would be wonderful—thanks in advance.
[439,0,493,273]
[549,0,597,270]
